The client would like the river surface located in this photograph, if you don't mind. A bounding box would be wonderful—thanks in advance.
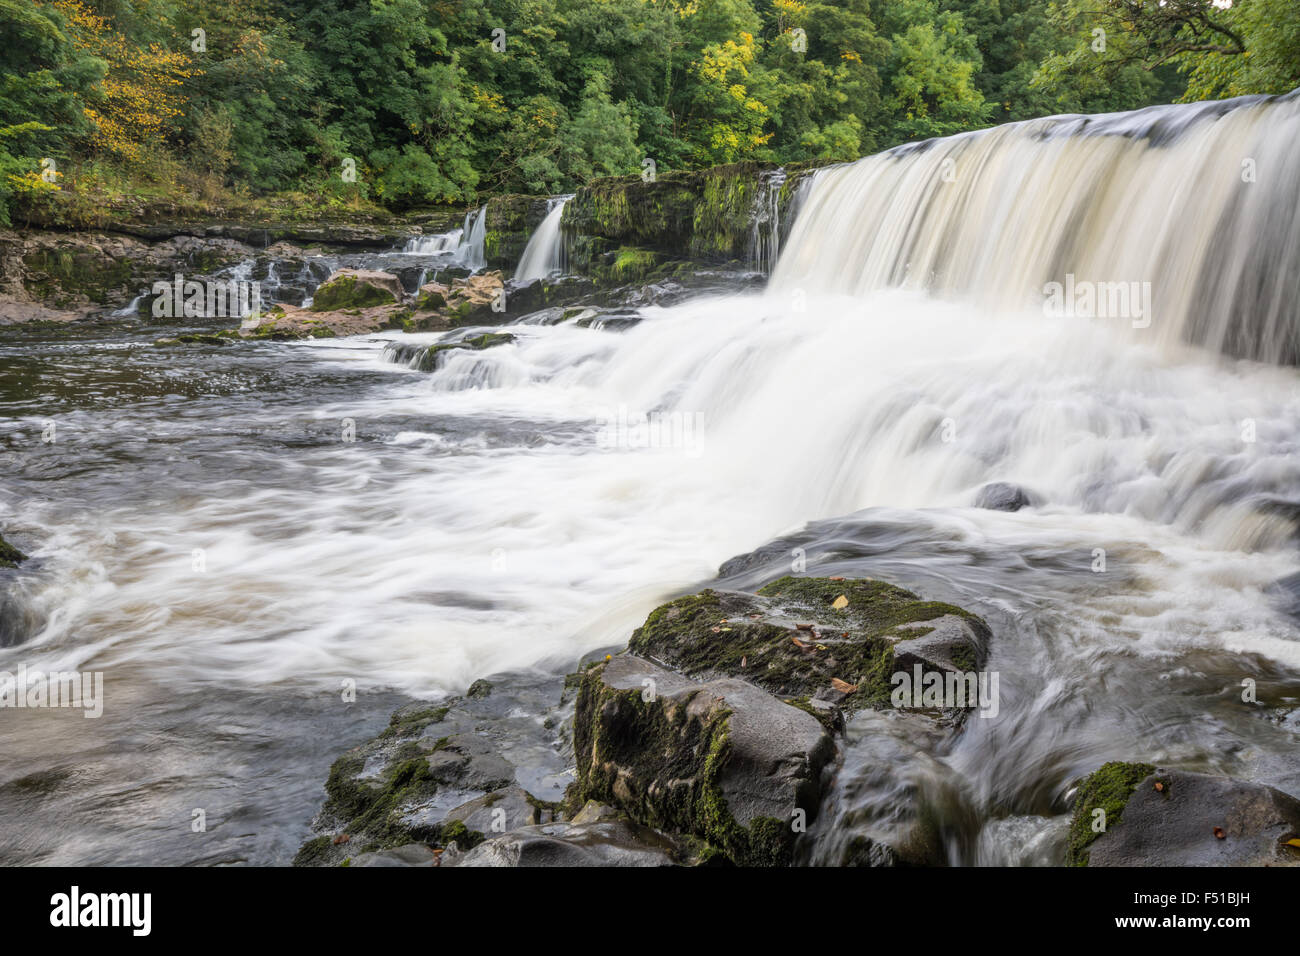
[3,91,1300,866]
[3,285,1299,865]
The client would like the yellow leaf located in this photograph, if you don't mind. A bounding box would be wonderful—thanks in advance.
[831,595,848,610]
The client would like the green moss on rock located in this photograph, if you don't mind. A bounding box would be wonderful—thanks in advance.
[573,662,795,866]
[0,533,25,569]
[412,332,515,372]
[1066,761,1156,866]
[310,275,396,312]
[628,577,987,708]
[566,162,776,264]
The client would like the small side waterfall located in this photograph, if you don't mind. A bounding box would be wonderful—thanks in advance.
[747,168,787,274]
[403,228,463,255]
[515,196,573,281]
[771,90,1300,364]
[457,206,488,271]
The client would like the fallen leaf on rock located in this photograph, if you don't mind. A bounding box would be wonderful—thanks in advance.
[710,626,721,633]
[1284,838,1300,848]
[1213,827,1226,839]
[831,677,857,693]
[792,636,811,649]
[796,622,814,631]
[333,834,351,845]
[830,576,845,581]
[832,595,849,610]
[740,656,747,668]
[1154,782,1164,792]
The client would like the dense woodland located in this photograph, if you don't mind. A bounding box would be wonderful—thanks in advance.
[3,0,1298,223]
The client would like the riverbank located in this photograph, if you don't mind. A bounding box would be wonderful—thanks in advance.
[0,160,823,327]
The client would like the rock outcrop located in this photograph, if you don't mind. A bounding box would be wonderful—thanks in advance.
[563,160,826,280]
[973,482,1038,512]
[295,575,996,867]
[292,669,576,867]
[1068,762,1300,866]
[0,229,254,317]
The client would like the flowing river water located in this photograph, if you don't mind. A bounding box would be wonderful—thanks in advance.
[2,91,1300,865]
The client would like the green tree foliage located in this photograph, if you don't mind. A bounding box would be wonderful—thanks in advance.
[1,0,1297,222]
[1177,0,1300,100]
[0,0,100,222]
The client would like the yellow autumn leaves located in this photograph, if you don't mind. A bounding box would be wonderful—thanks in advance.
[54,0,198,166]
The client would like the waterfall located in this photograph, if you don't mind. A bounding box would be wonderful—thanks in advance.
[457,206,488,271]
[110,292,147,317]
[515,196,573,281]
[403,228,463,255]
[771,90,1300,364]
[747,168,787,274]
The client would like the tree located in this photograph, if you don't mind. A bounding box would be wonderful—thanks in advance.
[563,71,641,181]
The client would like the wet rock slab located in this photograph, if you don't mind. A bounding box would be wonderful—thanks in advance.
[1070,762,1300,866]
[293,670,575,867]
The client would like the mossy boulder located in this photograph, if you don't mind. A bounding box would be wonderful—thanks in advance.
[628,576,989,720]
[0,533,25,569]
[1068,763,1300,867]
[405,332,515,372]
[588,246,667,284]
[412,271,506,327]
[572,654,834,866]
[309,269,401,311]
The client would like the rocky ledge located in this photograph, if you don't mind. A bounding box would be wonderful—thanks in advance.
[294,575,989,867]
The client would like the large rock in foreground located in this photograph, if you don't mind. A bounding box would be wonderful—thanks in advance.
[1069,762,1300,866]
[573,654,834,865]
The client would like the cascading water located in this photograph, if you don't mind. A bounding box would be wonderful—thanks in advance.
[402,228,463,255]
[747,168,787,274]
[457,206,488,271]
[515,196,573,281]
[3,90,1300,866]
[772,90,1300,364]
